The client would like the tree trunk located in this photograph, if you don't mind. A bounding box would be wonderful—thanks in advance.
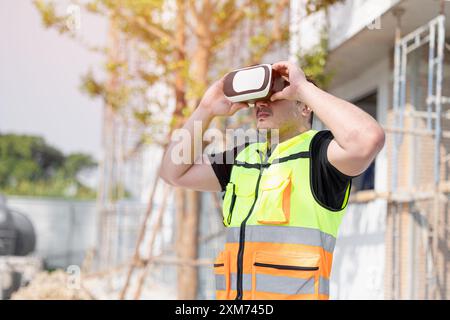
[177,190,200,299]
[174,1,214,299]
[172,0,202,300]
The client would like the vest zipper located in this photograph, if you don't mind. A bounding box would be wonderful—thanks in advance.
[235,150,265,300]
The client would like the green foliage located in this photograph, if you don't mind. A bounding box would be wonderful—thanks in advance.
[133,109,153,125]
[305,0,344,15]
[293,1,345,89]
[33,0,73,34]
[0,133,96,199]
[80,70,104,98]
[296,34,334,89]
[63,153,96,178]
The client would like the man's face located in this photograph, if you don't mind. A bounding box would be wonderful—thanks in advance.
[254,99,307,132]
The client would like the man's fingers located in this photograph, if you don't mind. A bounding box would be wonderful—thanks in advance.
[272,61,290,72]
[270,92,282,102]
[229,102,247,114]
[270,89,287,102]
[273,61,294,74]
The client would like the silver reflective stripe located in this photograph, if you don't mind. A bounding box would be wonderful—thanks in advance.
[226,225,336,253]
[256,273,315,295]
[231,273,252,291]
[319,276,329,295]
[215,273,251,291]
[215,274,226,291]
[215,273,330,296]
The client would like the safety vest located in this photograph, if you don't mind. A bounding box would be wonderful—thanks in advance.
[214,129,351,300]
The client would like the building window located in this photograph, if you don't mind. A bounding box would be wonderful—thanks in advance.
[352,91,377,192]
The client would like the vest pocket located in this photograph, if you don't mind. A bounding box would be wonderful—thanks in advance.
[222,183,236,226]
[214,250,231,300]
[254,167,292,224]
[251,251,320,300]
[222,177,256,226]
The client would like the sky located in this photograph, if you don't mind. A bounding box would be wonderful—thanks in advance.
[0,0,107,160]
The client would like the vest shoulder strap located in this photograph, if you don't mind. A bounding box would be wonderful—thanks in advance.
[234,130,318,165]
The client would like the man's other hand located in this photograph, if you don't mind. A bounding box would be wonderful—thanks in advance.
[270,60,310,103]
[199,75,248,117]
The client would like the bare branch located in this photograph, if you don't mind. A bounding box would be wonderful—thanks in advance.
[114,8,186,55]
[246,0,290,64]
[187,0,201,23]
[212,0,252,39]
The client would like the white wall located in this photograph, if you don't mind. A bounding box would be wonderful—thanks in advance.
[331,200,386,299]
[6,196,98,269]
[290,0,401,56]
[5,196,172,271]
[327,0,402,50]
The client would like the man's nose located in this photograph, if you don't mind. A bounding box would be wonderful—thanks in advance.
[255,100,270,108]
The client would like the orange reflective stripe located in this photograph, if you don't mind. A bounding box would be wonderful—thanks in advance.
[215,273,330,299]
[248,291,329,300]
[224,242,334,277]
[220,289,329,300]
[215,290,228,300]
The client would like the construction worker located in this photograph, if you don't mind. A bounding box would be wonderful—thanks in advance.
[160,61,385,300]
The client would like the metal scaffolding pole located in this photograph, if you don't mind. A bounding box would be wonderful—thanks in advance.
[391,12,448,299]
[391,7,404,300]
[431,14,446,300]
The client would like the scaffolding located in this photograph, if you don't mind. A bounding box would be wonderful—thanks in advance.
[96,20,156,271]
[391,11,449,299]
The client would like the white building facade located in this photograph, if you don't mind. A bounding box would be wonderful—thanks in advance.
[290,0,450,299]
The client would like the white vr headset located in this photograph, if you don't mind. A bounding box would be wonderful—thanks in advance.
[223,63,289,107]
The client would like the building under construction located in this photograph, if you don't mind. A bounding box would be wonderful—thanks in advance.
[290,0,450,299]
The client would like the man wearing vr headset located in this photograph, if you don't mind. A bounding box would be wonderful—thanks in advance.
[161,61,385,300]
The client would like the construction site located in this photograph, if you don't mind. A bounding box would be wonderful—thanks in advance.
[1,0,450,300]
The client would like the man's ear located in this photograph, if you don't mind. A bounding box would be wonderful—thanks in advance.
[295,101,304,110]
[300,102,311,118]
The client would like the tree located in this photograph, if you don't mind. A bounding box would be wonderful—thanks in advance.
[0,133,96,199]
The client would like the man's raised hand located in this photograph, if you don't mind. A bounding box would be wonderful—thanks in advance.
[270,61,309,103]
[199,75,248,117]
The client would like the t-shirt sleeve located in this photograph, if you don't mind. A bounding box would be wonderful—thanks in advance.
[208,144,248,192]
[310,130,353,211]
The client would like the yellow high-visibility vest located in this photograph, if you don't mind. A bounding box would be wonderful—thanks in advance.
[214,129,351,300]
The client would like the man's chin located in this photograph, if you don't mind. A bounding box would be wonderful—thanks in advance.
[256,120,276,130]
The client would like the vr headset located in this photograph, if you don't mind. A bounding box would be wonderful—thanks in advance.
[223,63,289,107]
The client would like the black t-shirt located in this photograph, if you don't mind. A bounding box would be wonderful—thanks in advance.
[208,130,353,211]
